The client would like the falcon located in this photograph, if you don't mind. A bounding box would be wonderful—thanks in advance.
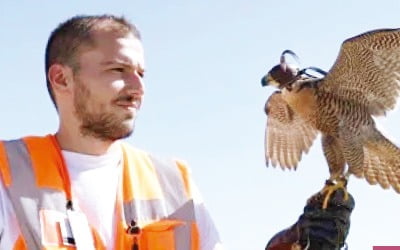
[261,28,400,207]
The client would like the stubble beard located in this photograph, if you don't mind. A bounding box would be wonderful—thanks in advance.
[73,78,135,141]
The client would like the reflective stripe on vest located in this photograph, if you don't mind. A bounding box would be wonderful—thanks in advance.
[2,139,67,249]
[119,143,200,250]
[0,135,200,250]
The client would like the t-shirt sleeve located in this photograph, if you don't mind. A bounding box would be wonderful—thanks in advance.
[174,159,224,250]
[191,182,224,250]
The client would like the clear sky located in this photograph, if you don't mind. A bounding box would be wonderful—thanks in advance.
[1,1,400,249]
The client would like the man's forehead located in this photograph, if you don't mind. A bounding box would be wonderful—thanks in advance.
[79,31,145,65]
[113,37,145,68]
[91,30,141,47]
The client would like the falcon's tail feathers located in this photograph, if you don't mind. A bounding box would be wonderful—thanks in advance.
[363,129,400,193]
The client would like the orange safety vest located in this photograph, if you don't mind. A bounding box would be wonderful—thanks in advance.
[0,135,200,250]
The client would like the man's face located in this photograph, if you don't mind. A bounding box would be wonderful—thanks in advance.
[72,30,145,141]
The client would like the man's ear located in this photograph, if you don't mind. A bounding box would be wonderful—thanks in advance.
[48,64,74,93]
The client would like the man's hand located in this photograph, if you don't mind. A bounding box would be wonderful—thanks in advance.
[266,189,355,250]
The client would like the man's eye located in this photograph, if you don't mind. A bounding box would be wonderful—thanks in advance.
[111,68,124,73]
[138,71,145,78]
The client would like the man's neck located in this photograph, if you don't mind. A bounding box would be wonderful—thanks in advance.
[55,129,118,156]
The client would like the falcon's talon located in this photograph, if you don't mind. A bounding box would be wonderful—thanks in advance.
[320,178,349,209]
[325,179,335,186]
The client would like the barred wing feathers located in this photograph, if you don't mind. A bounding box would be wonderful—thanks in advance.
[265,91,318,169]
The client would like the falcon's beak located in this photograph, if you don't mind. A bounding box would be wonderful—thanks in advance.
[261,74,270,87]
[261,74,281,88]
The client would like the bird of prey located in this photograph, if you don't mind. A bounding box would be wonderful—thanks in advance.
[261,28,400,207]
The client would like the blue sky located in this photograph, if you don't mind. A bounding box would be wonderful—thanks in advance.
[1,1,400,249]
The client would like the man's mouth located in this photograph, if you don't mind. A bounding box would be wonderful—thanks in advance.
[114,96,141,110]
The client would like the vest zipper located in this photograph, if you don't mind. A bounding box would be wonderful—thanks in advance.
[132,237,139,250]
[127,220,141,250]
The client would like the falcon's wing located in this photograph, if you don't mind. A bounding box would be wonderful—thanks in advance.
[265,91,318,169]
[320,28,400,116]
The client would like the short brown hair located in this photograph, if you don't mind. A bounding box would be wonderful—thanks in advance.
[45,14,141,108]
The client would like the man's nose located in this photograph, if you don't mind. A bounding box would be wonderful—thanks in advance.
[125,71,144,95]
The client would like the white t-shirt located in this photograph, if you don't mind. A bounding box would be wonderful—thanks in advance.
[62,149,121,249]
[0,148,223,250]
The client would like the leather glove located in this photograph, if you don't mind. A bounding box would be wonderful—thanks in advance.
[265,189,355,250]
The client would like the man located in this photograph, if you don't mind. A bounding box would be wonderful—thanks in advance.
[0,15,223,250]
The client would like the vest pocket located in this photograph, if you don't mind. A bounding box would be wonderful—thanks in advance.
[39,209,76,249]
[139,219,185,250]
